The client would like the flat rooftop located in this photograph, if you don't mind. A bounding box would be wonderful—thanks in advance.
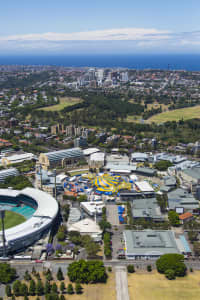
[124,230,180,256]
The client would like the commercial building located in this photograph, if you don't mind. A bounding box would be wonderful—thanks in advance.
[135,167,156,177]
[80,201,105,216]
[67,207,81,226]
[89,152,105,168]
[68,218,102,241]
[131,198,164,222]
[134,181,154,193]
[168,188,199,212]
[179,167,200,185]
[124,230,180,259]
[39,147,83,170]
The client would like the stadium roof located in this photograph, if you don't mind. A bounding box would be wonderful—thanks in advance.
[45,148,83,162]
[0,168,19,182]
[0,188,58,245]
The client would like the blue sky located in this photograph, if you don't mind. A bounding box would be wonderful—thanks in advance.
[0,0,200,54]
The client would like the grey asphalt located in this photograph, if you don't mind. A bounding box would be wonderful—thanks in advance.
[115,266,130,300]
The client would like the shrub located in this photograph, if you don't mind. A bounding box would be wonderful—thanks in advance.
[127,265,135,273]
[147,265,152,272]
[67,283,74,294]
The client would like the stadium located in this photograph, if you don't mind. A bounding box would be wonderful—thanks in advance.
[0,187,59,255]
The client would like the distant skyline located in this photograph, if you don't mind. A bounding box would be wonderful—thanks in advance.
[0,0,200,54]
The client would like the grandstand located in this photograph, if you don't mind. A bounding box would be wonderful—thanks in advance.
[0,188,59,255]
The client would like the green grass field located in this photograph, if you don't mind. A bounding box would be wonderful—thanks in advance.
[128,271,200,300]
[0,210,26,230]
[148,105,200,123]
[38,97,82,112]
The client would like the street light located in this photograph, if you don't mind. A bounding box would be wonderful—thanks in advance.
[53,169,57,200]
[0,209,6,258]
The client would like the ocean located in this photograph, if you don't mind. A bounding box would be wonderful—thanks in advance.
[0,54,200,71]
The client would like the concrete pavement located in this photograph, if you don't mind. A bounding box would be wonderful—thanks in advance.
[115,266,130,300]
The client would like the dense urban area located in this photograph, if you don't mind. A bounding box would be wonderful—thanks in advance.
[0,65,200,300]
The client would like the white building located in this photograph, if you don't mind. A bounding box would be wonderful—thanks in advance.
[68,218,102,241]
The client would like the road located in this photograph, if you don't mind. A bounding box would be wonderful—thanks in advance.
[115,266,130,300]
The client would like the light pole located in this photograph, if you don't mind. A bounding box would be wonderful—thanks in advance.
[53,169,57,200]
[40,164,43,191]
[0,209,6,258]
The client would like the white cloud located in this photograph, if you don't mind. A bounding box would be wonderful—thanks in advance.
[0,28,200,53]
[0,28,170,41]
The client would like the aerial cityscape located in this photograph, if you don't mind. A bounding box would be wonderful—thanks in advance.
[0,1,200,300]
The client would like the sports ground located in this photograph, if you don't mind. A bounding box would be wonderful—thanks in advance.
[0,210,26,230]
[38,97,82,111]
[147,105,200,123]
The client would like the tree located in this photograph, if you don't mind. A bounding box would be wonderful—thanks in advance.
[75,282,83,294]
[193,242,200,256]
[67,260,107,283]
[154,160,173,171]
[44,280,51,294]
[67,283,74,294]
[20,283,28,296]
[36,280,44,296]
[85,241,100,258]
[45,269,53,281]
[13,280,21,297]
[60,295,65,300]
[188,231,198,243]
[24,296,29,300]
[156,254,186,277]
[60,281,65,294]
[57,231,65,242]
[51,282,58,294]
[168,211,180,227]
[29,279,36,296]
[127,265,135,273]
[57,267,64,281]
[24,270,31,281]
[0,263,16,284]
[5,284,12,297]
[165,269,175,280]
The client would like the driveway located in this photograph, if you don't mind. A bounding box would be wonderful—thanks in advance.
[106,204,119,226]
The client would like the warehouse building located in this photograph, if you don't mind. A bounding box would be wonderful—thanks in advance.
[39,147,83,170]
[2,153,35,167]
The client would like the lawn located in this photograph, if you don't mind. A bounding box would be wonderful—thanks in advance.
[0,210,26,230]
[38,97,82,112]
[128,271,200,300]
[147,105,200,123]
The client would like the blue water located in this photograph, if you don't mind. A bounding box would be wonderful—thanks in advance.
[0,54,200,71]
